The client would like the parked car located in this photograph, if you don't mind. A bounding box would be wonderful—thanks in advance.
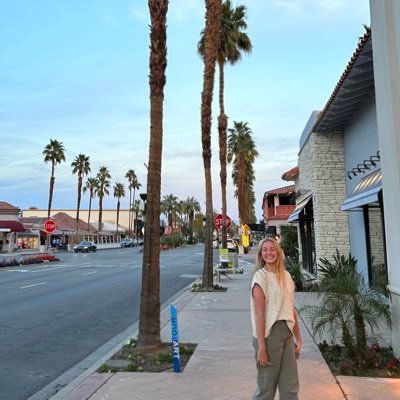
[74,241,97,253]
[120,239,135,248]
[227,239,237,252]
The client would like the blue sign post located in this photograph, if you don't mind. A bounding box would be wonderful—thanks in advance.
[170,304,181,372]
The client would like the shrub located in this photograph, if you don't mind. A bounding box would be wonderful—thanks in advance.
[160,232,184,248]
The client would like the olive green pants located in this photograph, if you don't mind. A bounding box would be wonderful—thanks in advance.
[252,320,299,400]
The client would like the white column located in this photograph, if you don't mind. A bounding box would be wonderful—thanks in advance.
[370,0,400,357]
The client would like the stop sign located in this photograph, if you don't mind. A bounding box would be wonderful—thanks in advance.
[44,219,56,234]
[214,213,231,230]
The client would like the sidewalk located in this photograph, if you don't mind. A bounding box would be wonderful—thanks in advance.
[57,250,400,400]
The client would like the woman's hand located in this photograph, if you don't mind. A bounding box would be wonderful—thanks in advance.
[257,347,269,367]
[294,337,302,354]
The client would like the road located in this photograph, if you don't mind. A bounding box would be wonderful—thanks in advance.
[0,245,205,400]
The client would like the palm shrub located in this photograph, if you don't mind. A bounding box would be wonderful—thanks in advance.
[280,225,299,261]
[300,250,394,361]
[285,257,303,291]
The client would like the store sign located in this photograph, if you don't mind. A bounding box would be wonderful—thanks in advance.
[170,304,181,373]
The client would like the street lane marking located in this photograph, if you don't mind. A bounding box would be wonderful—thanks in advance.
[7,269,30,272]
[81,271,97,276]
[179,274,200,278]
[19,282,47,289]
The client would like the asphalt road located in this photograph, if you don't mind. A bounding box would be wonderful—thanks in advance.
[0,245,205,400]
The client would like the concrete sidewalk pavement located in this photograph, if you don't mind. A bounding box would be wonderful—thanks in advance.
[57,251,400,400]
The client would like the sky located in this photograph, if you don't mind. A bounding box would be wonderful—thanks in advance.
[0,0,371,223]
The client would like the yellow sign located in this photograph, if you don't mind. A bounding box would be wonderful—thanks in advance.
[242,234,249,247]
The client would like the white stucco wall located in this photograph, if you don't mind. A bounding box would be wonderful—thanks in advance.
[343,99,380,274]
[370,0,400,356]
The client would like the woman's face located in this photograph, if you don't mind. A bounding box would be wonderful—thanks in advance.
[261,241,278,265]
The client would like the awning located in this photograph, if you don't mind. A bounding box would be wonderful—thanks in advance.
[266,226,276,236]
[341,169,382,211]
[287,193,313,223]
[0,220,25,232]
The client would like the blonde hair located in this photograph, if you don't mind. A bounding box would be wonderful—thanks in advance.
[255,237,287,291]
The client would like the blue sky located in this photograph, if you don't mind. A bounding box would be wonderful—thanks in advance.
[0,0,370,222]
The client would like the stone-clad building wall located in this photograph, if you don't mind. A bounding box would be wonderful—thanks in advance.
[298,130,350,269]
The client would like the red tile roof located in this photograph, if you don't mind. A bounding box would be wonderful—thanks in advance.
[265,185,296,196]
[281,167,299,181]
[52,212,96,232]
[313,28,372,132]
[0,220,25,232]
[0,201,20,212]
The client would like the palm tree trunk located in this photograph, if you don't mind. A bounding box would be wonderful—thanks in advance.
[88,196,92,229]
[128,188,132,233]
[76,176,82,229]
[237,157,245,224]
[116,200,120,233]
[137,0,168,351]
[218,60,228,267]
[98,195,103,232]
[200,0,221,289]
[47,163,55,218]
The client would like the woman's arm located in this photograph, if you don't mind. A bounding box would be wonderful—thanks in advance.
[293,308,302,353]
[252,283,268,366]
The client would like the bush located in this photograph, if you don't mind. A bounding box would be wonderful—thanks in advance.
[160,232,184,248]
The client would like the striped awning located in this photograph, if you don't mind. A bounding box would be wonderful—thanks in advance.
[287,193,313,223]
[341,169,382,211]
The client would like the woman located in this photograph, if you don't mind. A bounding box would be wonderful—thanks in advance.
[250,237,302,400]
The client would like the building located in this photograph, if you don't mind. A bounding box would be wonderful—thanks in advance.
[286,23,400,355]
[261,185,295,237]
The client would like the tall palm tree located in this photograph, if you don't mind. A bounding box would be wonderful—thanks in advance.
[125,169,136,233]
[161,194,178,229]
[96,166,111,232]
[130,178,142,231]
[137,0,168,351]
[199,0,221,290]
[43,139,66,219]
[227,121,258,225]
[71,154,91,228]
[83,177,98,230]
[198,0,252,253]
[133,199,142,243]
[184,196,201,242]
[125,169,141,233]
[113,182,125,233]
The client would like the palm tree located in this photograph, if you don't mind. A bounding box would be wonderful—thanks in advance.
[199,0,221,290]
[300,251,393,361]
[125,170,141,233]
[137,0,168,351]
[113,182,125,233]
[161,194,179,229]
[83,177,98,230]
[184,196,201,242]
[96,166,111,232]
[133,199,142,243]
[198,0,252,254]
[130,178,141,231]
[71,154,91,228]
[43,139,66,218]
[227,121,258,225]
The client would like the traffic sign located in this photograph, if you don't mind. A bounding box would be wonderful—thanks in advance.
[214,213,231,230]
[44,219,56,234]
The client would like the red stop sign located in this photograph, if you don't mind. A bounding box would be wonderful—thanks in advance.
[214,213,231,230]
[44,219,56,234]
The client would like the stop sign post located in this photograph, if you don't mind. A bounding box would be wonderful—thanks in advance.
[44,219,56,234]
[214,213,231,230]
